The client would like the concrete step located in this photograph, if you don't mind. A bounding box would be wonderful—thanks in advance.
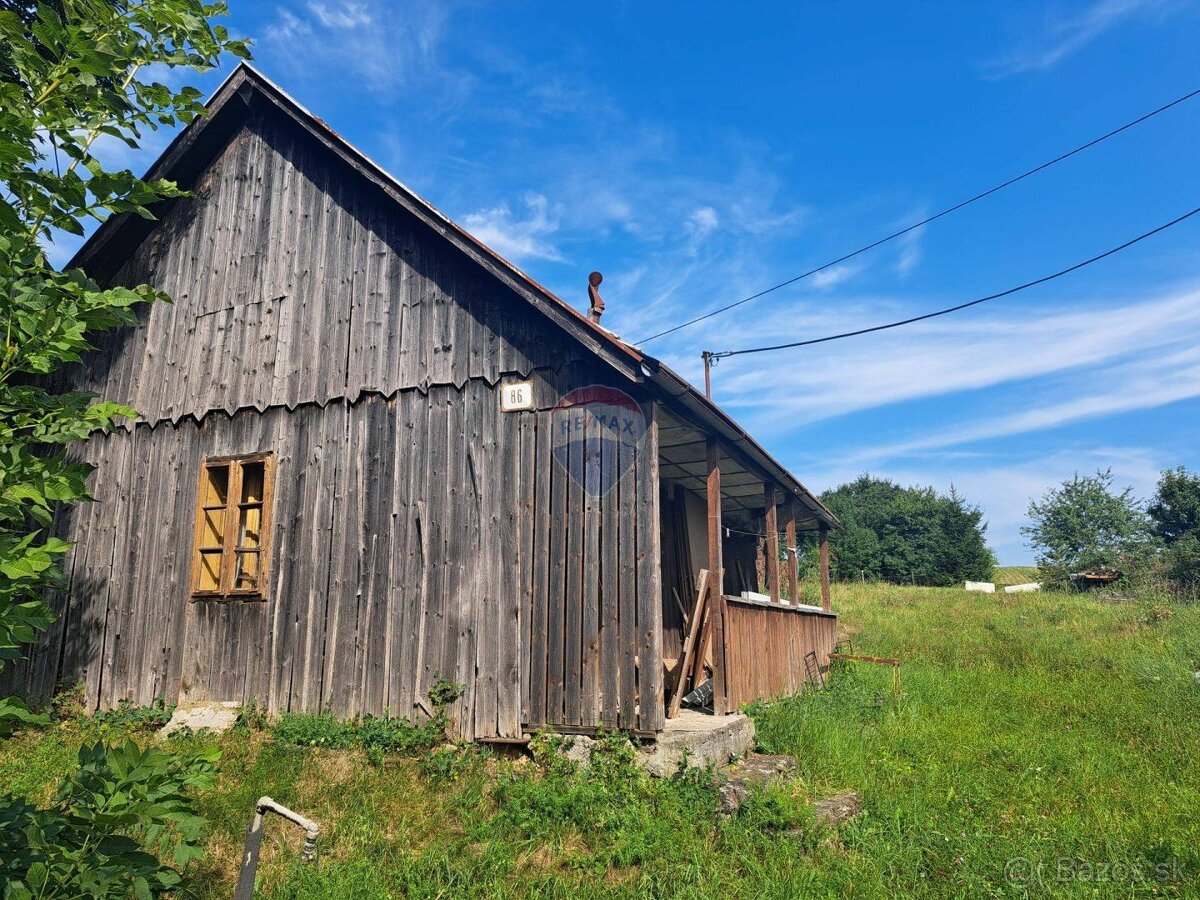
[637,709,756,777]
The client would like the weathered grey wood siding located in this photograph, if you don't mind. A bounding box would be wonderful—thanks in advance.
[57,106,590,424]
[10,382,664,737]
[4,97,671,736]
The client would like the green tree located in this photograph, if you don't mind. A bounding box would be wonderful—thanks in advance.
[0,3,244,890]
[0,1,247,695]
[1148,466,1200,588]
[1147,466,1200,544]
[1022,469,1155,588]
[815,475,995,586]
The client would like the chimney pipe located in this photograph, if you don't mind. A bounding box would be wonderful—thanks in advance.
[587,271,605,324]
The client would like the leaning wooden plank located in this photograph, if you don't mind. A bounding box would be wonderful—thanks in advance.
[689,567,723,693]
[666,569,710,719]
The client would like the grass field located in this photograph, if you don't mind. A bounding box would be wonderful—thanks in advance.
[992,566,1042,586]
[3,583,1199,897]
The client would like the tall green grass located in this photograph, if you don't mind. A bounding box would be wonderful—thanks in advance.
[2,584,1197,897]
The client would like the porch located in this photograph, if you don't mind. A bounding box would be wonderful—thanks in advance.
[656,406,839,716]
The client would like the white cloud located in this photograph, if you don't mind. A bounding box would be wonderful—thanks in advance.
[685,206,719,241]
[308,2,373,28]
[264,0,457,98]
[987,0,1182,76]
[810,263,861,290]
[463,193,565,263]
[709,285,1200,431]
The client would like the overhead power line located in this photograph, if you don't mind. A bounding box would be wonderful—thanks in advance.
[637,86,1200,345]
[708,203,1200,360]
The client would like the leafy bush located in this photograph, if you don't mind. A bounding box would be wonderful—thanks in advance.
[0,696,49,738]
[90,698,175,734]
[49,682,87,722]
[0,0,248,683]
[270,679,464,755]
[0,740,219,898]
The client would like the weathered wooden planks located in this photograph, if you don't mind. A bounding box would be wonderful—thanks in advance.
[720,597,838,708]
[9,86,709,738]
[12,371,677,736]
[67,109,591,430]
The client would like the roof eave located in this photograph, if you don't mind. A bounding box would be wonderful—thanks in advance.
[642,357,842,531]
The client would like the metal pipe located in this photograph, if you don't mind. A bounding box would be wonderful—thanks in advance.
[234,796,320,900]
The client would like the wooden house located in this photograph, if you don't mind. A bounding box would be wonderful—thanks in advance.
[8,65,840,740]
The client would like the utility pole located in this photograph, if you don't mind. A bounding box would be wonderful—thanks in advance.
[702,350,714,399]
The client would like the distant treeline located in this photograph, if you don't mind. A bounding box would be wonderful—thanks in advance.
[801,475,995,586]
[805,467,1200,593]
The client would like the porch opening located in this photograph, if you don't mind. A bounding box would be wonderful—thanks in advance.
[656,407,836,717]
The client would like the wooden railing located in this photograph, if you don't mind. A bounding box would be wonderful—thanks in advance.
[721,596,837,708]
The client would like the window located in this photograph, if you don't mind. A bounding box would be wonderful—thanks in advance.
[191,454,274,599]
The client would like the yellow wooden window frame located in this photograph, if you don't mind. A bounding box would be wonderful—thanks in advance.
[190,453,275,599]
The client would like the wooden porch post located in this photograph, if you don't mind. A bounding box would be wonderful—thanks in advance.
[785,503,798,604]
[764,484,780,603]
[819,522,832,611]
[706,438,727,714]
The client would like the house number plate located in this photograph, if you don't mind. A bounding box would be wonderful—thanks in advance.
[500,381,534,412]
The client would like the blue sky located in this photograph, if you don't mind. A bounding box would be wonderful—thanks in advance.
[54,1,1200,564]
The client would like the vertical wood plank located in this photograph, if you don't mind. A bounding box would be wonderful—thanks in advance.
[635,402,663,732]
[617,427,638,730]
[581,409,601,727]
[705,438,727,715]
[564,403,584,726]
[764,484,780,604]
[785,504,799,605]
[819,523,832,611]
[546,406,569,725]
[599,418,621,727]
[528,410,551,728]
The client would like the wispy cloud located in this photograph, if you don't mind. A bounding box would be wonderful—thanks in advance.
[703,284,1200,432]
[845,344,1200,464]
[684,206,719,242]
[307,1,373,29]
[987,0,1184,76]
[895,224,923,276]
[810,263,861,290]
[463,194,565,263]
[264,1,458,98]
